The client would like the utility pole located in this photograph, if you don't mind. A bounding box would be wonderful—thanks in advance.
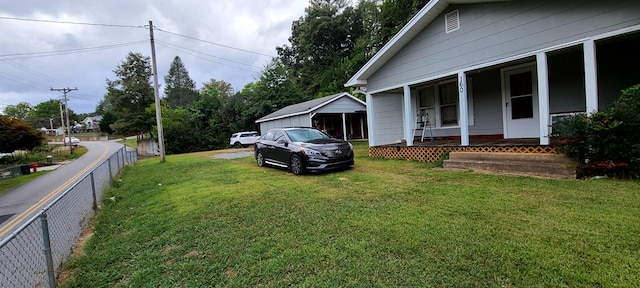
[148,20,166,162]
[51,87,78,154]
[58,100,65,144]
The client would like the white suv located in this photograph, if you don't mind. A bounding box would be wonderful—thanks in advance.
[229,131,260,148]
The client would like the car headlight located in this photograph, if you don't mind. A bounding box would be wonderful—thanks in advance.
[300,147,322,156]
[348,142,353,150]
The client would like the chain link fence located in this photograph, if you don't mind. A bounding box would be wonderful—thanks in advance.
[0,146,137,288]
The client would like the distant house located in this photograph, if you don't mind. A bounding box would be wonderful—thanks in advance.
[345,0,640,147]
[256,92,368,140]
[82,116,102,132]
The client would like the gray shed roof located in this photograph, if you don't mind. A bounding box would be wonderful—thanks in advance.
[255,92,365,123]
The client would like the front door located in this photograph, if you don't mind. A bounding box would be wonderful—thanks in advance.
[503,64,539,138]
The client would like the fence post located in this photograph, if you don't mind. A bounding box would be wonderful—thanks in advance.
[121,148,125,167]
[108,159,112,187]
[90,172,97,211]
[40,213,56,288]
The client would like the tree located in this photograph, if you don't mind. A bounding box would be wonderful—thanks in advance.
[102,52,155,137]
[163,56,199,108]
[379,0,429,44]
[28,100,72,129]
[99,110,116,135]
[3,102,33,120]
[276,0,366,97]
[0,115,46,153]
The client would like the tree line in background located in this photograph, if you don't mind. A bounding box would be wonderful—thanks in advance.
[2,0,427,154]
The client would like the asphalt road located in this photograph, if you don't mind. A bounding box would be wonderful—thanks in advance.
[0,141,127,238]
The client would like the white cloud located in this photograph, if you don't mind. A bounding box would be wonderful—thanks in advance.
[0,0,309,113]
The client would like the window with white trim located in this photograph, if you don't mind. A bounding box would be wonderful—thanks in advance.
[417,81,460,127]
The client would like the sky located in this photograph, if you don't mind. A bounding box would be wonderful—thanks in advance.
[0,0,310,114]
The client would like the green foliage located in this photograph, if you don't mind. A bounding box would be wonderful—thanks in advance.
[552,84,640,178]
[434,148,450,168]
[98,110,116,135]
[163,56,199,108]
[101,52,155,137]
[2,102,33,119]
[0,115,46,153]
[27,100,75,129]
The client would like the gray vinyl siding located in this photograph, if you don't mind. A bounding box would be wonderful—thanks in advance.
[259,115,311,134]
[368,0,640,91]
[315,97,365,114]
[372,93,404,146]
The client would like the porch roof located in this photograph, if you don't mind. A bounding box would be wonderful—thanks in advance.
[255,92,365,123]
[344,0,510,88]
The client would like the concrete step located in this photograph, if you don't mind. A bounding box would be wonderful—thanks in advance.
[443,152,576,179]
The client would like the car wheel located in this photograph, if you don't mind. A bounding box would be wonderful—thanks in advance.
[256,151,265,167]
[234,142,242,148]
[290,155,304,175]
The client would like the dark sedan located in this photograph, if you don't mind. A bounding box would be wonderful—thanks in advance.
[254,127,354,175]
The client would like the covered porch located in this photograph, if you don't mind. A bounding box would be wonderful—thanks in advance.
[364,28,640,152]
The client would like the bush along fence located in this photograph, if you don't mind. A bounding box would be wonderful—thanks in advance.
[0,146,137,288]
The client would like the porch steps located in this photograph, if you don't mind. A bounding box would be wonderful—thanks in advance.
[443,152,576,179]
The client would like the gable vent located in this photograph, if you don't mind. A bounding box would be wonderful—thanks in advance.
[445,10,460,33]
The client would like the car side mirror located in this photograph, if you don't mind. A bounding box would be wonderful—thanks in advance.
[277,139,288,147]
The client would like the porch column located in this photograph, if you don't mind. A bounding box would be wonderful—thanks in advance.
[536,52,550,145]
[365,91,375,146]
[342,113,347,140]
[584,39,599,114]
[457,71,469,146]
[403,85,414,146]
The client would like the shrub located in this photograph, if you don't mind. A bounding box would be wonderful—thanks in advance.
[552,84,640,178]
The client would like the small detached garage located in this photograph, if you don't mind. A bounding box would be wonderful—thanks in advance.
[256,92,368,140]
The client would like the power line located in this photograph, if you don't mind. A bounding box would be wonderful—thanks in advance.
[155,40,263,70]
[1,59,66,87]
[0,41,148,60]
[154,27,277,58]
[155,42,262,74]
[0,16,145,28]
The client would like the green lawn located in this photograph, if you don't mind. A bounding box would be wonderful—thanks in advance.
[61,143,640,287]
[0,146,87,196]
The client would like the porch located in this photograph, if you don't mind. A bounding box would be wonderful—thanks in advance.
[370,136,557,163]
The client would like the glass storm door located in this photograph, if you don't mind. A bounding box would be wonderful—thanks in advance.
[503,65,539,138]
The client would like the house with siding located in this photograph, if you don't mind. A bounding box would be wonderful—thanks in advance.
[345,0,640,149]
[256,92,368,140]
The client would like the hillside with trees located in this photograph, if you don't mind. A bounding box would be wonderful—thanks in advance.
[96,0,426,154]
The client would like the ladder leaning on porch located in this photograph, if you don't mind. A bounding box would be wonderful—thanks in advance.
[413,113,434,142]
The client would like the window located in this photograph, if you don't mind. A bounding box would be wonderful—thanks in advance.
[417,81,459,127]
[439,82,458,126]
[418,87,436,127]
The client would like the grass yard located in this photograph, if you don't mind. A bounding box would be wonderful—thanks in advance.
[61,142,640,287]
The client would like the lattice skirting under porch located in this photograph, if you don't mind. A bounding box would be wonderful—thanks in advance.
[369,145,558,163]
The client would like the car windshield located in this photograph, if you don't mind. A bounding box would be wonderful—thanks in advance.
[285,129,330,142]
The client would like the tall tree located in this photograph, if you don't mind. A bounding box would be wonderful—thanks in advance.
[379,0,429,44]
[277,0,365,97]
[102,52,155,137]
[2,102,33,120]
[163,56,199,108]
